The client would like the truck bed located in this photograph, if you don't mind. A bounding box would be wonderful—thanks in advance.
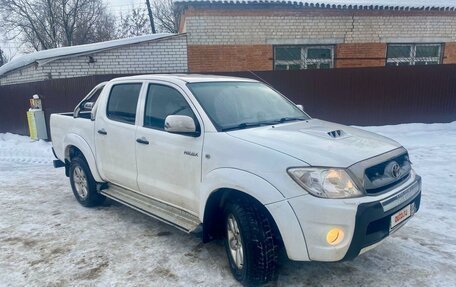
[58,111,92,119]
[50,113,96,162]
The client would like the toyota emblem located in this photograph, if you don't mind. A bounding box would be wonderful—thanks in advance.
[391,162,401,178]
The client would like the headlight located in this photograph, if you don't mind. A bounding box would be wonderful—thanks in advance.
[288,167,363,198]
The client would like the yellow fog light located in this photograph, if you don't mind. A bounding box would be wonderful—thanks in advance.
[326,228,344,245]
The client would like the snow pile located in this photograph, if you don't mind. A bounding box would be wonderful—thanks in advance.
[361,121,456,149]
[0,133,53,167]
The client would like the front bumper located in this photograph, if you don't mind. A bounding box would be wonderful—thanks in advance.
[286,174,421,262]
[343,179,421,260]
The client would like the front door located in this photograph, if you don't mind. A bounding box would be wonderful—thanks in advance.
[135,83,203,214]
[95,82,143,191]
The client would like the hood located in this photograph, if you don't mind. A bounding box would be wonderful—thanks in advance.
[227,119,402,167]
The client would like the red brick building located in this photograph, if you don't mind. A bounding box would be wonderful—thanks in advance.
[175,0,456,72]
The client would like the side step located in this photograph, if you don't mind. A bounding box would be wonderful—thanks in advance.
[101,184,201,233]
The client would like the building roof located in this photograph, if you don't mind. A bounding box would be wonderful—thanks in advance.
[0,33,176,77]
[175,0,456,10]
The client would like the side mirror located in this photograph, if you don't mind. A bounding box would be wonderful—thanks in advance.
[164,115,198,135]
[296,104,304,111]
[83,102,94,110]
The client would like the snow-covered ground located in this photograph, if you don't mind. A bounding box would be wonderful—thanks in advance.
[0,123,455,286]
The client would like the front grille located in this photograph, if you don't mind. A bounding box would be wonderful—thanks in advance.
[366,174,410,194]
[364,153,411,194]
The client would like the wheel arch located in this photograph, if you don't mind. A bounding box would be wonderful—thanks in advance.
[202,188,283,246]
[200,168,310,261]
[200,168,286,243]
[63,134,103,182]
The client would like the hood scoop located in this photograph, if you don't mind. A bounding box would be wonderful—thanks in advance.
[327,129,346,139]
[299,126,350,140]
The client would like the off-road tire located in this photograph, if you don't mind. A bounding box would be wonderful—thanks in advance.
[224,197,279,286]
[69,156,105,207]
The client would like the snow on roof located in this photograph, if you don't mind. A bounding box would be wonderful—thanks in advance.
[0,33,175,77]
[175,0,456,10]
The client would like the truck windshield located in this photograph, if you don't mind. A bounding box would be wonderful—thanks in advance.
[187,82,310,131]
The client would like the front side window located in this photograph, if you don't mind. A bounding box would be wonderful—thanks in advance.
[274,45,334,70]
[106,83,142,124]
[144,84,196,130]
[386,43,442,66]
[188,82,310,131]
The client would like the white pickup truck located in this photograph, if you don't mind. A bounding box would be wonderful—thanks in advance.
[51,74,421,285]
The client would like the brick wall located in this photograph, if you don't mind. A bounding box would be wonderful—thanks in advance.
[444,43,456,64]
[182,9,456,45]
[188,45,272,72]
[181,6,456,71]
[0,34,188,86]
[336,43,387,68]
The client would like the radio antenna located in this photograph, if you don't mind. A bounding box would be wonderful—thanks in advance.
[247,70,273,87]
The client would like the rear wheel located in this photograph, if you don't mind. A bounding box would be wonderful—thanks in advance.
[224,198,279,286]
[69,156,105,207]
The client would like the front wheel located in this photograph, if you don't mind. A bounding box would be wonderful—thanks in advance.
[224,198,279,286]
[69,156,105,207]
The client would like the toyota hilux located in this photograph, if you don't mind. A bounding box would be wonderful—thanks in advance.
[51,74,421,285]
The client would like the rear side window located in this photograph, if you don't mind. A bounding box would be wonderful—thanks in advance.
[144,84,196,130]
[106,83,142,124]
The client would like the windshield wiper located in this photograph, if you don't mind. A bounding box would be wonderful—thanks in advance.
[278,117,306,123]
[221,121,279,132]
[221,117,306,132]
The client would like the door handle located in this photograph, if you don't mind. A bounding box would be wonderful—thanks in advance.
[97,129,107,135]
[136,137,149,145]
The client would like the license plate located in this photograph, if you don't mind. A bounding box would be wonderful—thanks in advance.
[390,204,412,231]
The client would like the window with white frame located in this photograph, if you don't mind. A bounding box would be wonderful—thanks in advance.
[274,45,334,70]
[386,43,442,66]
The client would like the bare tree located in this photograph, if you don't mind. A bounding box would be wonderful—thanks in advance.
[153,0,180,33]
[118,7,151,38]
[74,12,117,44]
[0,0,117,51]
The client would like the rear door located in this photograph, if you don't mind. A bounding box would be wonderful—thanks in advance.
[135,82,204,214]
[95,82,144,191]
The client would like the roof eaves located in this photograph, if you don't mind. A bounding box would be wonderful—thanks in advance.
[174,0,456,11]
[36,34,184,68]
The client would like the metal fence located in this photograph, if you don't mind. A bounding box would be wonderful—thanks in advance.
[1,64,455,136]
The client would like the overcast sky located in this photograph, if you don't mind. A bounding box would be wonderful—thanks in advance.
[107,0,145,15]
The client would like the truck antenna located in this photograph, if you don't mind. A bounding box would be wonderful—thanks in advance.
[247,70,273,87]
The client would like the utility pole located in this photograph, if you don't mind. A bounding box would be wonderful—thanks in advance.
[145,0,157,34]
[0,49,4,67]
